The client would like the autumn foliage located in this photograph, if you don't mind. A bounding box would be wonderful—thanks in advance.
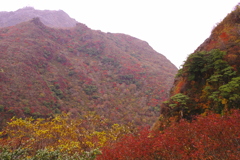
[98,110,240,160]
[0,110,239,159]
[159,4,240,122]
[2,4,240,160]
[0,16,177,128]
[0,112,135,159]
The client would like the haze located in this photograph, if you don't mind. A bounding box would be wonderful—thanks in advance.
[0,0,239,68]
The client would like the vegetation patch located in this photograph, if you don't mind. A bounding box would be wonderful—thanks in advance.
[83,85,98,95]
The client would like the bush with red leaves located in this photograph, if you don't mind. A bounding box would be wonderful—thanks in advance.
[97,110,240,160]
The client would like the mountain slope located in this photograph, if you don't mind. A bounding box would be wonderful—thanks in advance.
[0,7,77,28]
[152,4,240,130]
[0,17,177,127]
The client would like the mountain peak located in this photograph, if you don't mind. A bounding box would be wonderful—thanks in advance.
[30,17,45,27]
[16,6,35,11]
[0,7,78,28]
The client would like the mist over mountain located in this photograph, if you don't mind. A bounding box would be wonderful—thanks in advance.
[0,8,177,127]
[0,7,77,28]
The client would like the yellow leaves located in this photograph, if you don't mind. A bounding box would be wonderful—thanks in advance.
[85,141,95,148]
[201,112,208,116]
[2,113,82,153]
[90,131,107,147]
[221,98,228,105]
[57,140,81,153]
[39,92,45,97]
[35,129,49,137]
[1,112,135,155]
[52,114,62,122]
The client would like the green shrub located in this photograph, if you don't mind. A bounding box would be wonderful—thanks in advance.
[50,85,64,99]
[118,74,137,85]
[43,50,51,59]
[23,107,31,114]
[0,147,28,160]
[0,105,4,112]
[83,85,98,95]
[101,57,119,67]
[29,149,60,160]
[7,109,14,114]
[92,95,100,99]
[0,147,101,160]
[56,55,67,63]
[85,48,100,56]
[68,70,76,76]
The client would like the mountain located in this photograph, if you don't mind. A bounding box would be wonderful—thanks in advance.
[152,4,240,130]
[0,7,77,28]
[0,15,177,127]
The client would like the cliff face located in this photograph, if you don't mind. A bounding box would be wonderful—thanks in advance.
[0,17,177,127]
[0,7,77,28]
[152,5,240,130]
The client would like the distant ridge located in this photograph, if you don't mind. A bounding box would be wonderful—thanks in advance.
[0,7,78,28]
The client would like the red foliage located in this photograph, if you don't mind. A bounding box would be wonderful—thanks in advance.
[0,17,177,128]
[173,80,185,95]
[97,110,240,160]
[220,32,229,41]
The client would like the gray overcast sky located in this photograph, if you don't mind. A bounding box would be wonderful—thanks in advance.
[0,0,239,68]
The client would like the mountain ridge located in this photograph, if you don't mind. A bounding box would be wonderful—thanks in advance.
[0,15,177,127]
[0,7,78,28]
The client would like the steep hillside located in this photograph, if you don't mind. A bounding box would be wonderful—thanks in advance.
[0,17,177,127]
[153,5,240,129]
[0,7,77,28]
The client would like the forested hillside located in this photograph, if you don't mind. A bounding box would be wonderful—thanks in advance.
[101,5,240,159]
[1,5,240,159]
[0,17,177,128]
[152,4,240,128]
[0,8,179,159]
